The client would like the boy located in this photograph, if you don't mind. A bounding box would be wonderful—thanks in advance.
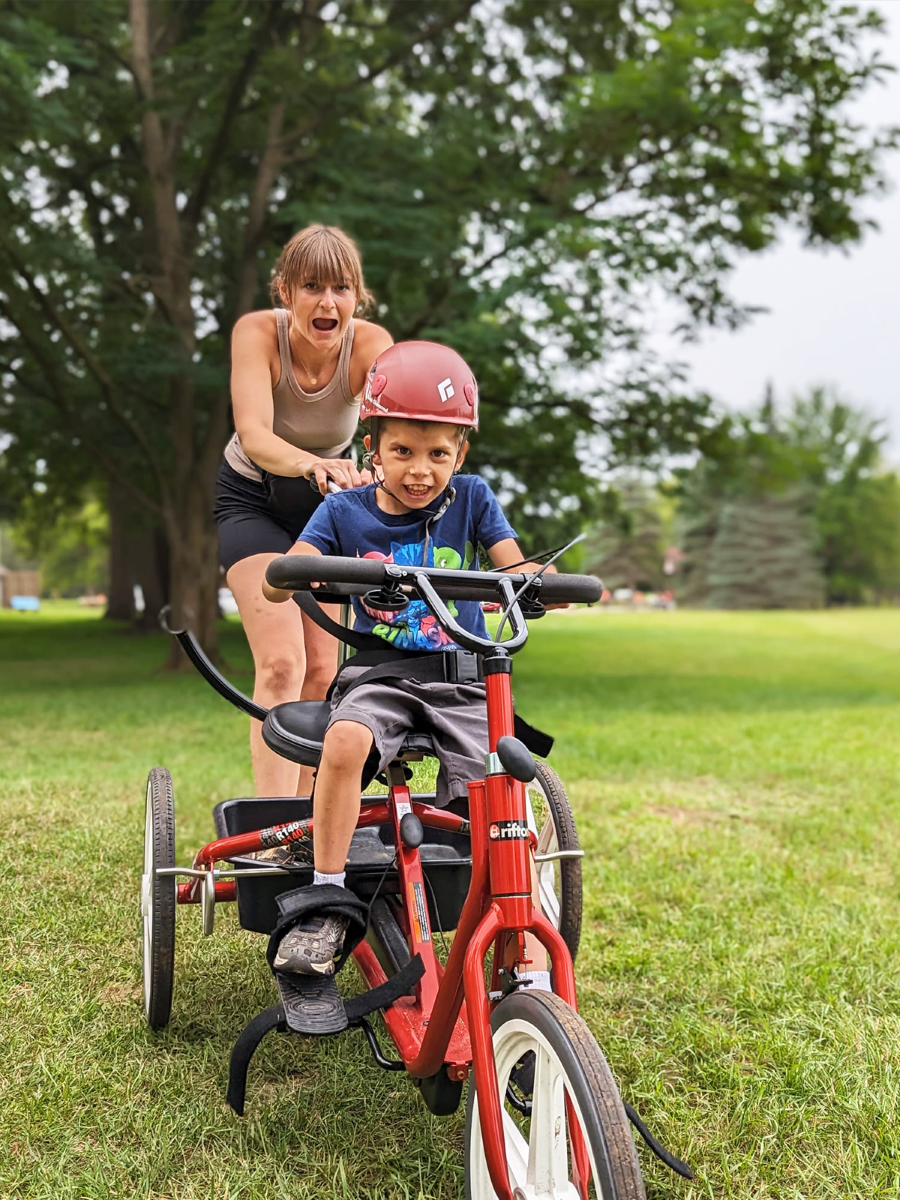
[262,340,551,982]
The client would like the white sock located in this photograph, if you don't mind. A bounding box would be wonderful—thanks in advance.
[521,969,551,992]
[313,870,346,888]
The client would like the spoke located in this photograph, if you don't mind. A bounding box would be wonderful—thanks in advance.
[501,1105,531,1188]
[528,1042,572,1195]
[539,867,561,927]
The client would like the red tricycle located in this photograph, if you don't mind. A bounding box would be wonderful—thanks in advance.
[142,555,690,1198]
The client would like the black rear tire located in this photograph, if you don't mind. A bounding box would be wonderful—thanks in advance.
[142,767,175,1030]
[526,761,582,960]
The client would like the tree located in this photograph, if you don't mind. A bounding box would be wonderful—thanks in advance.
[584,480,665,592]
[10,488,109,597]
[704,488,825,609]
[0,0,894,653]
[674,387,900,606]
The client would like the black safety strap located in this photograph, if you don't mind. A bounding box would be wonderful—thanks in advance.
[226,953,425,1116]
[333,653,554,757]
[293,590,387,653]
[298,596,555,756]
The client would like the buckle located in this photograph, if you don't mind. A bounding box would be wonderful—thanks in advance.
[445,651,483,685]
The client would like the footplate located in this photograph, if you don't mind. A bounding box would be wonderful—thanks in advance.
[275,971,348,1036]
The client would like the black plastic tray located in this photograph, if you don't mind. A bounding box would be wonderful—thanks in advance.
[213,795,472,935]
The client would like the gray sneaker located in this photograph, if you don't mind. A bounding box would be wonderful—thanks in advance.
[273,913,348,976]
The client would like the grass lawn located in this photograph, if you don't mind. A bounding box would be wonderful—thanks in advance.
[2,603,900,1198]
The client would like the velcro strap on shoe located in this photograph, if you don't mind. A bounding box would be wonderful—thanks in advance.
[266,883,369,975]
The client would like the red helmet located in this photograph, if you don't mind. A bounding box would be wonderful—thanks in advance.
[361,341,479,430]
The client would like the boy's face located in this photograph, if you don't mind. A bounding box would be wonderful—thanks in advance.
[367,419,468,514]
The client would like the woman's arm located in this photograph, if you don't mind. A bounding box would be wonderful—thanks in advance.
[230,313,364,487]
[230,312,318,477]
[262,541,322,604]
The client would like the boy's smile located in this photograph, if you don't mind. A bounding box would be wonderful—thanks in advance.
[368,420,468,515]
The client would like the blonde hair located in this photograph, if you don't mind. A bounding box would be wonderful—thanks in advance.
[270,224,375,316]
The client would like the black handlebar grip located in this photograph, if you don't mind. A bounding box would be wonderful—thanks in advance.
[537,573,603,605]
[266,554,603,605]
[266,554,385,591]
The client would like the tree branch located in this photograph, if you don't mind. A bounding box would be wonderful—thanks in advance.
[0,227,171,507]
[0,306,164,518]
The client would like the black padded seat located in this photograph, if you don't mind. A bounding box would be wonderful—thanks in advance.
[262,701,331,766]
[262,700,437,767]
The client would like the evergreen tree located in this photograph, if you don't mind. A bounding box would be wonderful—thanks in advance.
[705,488,825,609]
[584,481,664,592]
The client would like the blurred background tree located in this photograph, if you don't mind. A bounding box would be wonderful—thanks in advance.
[672,387,900,607]
[583,480,666,593]
[0,0,896,650]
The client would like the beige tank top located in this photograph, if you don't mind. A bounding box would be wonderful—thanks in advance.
[224,309,359,481]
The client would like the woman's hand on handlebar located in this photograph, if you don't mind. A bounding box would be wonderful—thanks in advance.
[302,456,372,493]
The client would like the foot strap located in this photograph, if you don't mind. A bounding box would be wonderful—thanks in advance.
[266,883,369,974]
[227,953,425,1115]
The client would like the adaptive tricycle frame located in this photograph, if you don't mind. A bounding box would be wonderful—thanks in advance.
[145,557,690,1198]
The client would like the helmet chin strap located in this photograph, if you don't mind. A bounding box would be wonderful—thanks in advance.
[364,434,467,566]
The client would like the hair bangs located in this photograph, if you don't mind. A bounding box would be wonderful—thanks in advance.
[271,225,374,314]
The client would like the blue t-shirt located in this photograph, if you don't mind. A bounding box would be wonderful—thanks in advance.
[298,475,516,651]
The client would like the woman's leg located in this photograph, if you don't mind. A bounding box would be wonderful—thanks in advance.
[226,552,306,797]
[295,609,342,794]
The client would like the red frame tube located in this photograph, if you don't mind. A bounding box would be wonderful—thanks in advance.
[179,656,590,1196]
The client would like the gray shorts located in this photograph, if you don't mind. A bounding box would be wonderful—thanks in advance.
[327,668,488,807]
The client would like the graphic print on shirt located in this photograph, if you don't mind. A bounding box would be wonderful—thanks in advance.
[363,539,475,650]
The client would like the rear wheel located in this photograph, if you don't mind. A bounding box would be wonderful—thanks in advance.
[142,767,175,1030]
[465,990,645,1199]
[525,763,582,960]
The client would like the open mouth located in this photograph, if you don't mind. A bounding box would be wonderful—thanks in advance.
[404,484,432,500]
[312,318,338,332]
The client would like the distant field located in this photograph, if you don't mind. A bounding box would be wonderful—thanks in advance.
[2,604,900,1199]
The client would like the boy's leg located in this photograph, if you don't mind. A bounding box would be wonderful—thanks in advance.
[274,720,373,976]
[311,720,374,874]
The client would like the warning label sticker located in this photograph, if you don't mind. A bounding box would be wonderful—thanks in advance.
[408,880,431,943]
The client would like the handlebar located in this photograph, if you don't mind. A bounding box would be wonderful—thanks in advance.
[266,555,602,656]
[265,555,603,605]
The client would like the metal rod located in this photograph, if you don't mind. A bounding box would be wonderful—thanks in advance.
[155,865,292,879]
[533,849,585,863]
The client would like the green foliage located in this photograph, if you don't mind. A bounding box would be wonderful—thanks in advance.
[584,479,666,591]
[0,0,895,626]
[705,487,825,609]
[676,387,900,606]
[10,489,109,596]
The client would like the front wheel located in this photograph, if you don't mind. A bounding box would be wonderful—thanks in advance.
[465,990,645,1200]
[142,767,175,1030]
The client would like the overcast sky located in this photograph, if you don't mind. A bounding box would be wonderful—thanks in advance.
[651,0,900,460]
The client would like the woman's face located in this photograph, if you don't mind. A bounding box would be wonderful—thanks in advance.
[281,277,357,353]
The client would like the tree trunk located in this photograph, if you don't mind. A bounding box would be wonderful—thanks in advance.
[104,479,134,621]
[134,523,170,630]
[163,477,220,667]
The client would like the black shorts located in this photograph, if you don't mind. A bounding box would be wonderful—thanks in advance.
[213,455,350,574]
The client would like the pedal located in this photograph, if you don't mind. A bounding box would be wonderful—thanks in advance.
[275,971,348,1035]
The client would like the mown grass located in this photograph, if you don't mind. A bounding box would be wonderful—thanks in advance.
[2,603,900,1198]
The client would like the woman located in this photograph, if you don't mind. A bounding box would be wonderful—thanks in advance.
[215,224,393,796]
